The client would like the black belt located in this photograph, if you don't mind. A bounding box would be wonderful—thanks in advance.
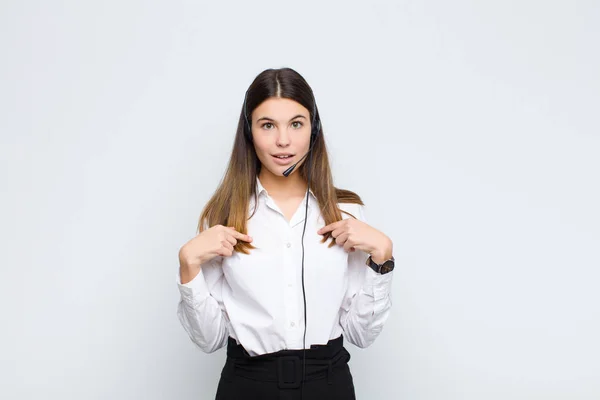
[223,335,349,389]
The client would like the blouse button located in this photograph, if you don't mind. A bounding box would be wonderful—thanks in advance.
[286,242,291,248]
[290,321,295,327]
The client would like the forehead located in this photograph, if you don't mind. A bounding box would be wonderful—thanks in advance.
[252,97,309,120]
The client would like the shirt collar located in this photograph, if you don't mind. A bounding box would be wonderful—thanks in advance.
[255,176,268,197]
[255,176,317,201]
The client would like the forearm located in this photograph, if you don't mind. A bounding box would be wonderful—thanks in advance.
[341,268,393,348]
[177,294,229,353]
[176,254,229,353]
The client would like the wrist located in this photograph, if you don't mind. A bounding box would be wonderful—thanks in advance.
[179,247,202,270]
[370,239,393,264]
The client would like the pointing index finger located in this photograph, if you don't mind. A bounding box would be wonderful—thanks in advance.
[318,220,341,234]
[226,226,253,242]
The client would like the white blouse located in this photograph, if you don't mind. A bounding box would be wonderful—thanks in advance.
[176,177,394,356]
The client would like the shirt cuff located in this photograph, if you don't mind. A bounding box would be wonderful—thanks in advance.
[176,267,211,304]
[364,266,394,300]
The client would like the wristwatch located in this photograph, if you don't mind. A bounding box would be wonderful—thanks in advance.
[366,255,395,274]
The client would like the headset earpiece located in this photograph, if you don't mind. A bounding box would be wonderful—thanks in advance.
[245,123,253,143]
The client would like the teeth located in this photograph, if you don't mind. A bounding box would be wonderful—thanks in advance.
[276,155,291,158]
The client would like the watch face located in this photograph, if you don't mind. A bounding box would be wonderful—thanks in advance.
[367,256,395,274]
[380,260,394,274]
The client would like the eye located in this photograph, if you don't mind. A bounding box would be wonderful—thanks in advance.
[291,121,303,129]
[261,122,274,130]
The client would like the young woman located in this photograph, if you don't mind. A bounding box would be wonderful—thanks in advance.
[176,67,395,400]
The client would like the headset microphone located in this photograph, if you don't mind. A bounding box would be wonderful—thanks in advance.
[282,149,310,177]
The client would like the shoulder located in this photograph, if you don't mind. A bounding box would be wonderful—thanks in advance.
[337,201,366,222]
[333,186,365,220]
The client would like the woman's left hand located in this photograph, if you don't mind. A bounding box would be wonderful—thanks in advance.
[317,218,393,262]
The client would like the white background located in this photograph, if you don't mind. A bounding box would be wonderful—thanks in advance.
[1,0,599,399]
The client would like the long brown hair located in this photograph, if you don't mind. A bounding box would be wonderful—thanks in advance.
[197,67,363,254]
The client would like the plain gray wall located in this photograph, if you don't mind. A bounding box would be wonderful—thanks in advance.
[1,0,599,399]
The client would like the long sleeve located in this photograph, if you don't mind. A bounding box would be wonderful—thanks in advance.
[176,255,230,353]
[339,204,394,348]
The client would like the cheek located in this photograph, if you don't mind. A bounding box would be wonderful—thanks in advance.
[252,141,272,165]
[251,137,267,154]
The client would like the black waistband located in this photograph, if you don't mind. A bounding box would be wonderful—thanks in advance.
[223,336,349,389]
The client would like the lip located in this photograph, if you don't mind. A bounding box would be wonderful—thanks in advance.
[271,154,295,165]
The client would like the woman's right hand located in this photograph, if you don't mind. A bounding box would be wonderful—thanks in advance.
[178,225,253,277]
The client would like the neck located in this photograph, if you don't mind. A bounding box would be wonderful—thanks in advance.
[258,170,308,198]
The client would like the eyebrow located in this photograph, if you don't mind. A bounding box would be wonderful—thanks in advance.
[256,114,307,123]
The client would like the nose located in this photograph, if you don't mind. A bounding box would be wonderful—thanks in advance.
[275,127,291,147]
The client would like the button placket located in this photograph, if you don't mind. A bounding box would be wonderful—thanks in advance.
[282,231,298,336]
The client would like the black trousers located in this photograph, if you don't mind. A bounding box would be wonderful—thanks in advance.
[215,335,356,400]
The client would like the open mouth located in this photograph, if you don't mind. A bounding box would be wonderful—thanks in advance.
[271,154,295,165]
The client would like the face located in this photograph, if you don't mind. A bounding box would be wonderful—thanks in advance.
[250,97,312,177]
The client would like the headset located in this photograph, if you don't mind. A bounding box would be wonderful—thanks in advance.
[243,88,321,399]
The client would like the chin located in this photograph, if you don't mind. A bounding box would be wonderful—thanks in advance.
[264,166,285,176]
